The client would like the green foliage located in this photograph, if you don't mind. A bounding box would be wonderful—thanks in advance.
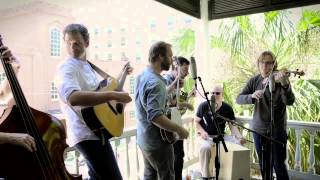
[297,10,320,31]
[170,28,195,57]
[288,80,320,121]
[211,9,320,173]
[171,7,320,174]
[169,28,197,115]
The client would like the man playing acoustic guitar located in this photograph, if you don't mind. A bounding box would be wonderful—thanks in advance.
[163,56,195,180]
[135,41,189,180]
[55,24,132,180]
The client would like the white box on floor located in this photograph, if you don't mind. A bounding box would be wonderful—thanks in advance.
[211,141,250,180]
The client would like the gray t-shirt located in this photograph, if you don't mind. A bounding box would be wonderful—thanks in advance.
[236,74,295,134]
[135,67,168,151]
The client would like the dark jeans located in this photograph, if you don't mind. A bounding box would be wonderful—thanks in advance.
[173,140,185,180]
[75,136,122,180]
[253,131,289,180]
[140,145,175,180]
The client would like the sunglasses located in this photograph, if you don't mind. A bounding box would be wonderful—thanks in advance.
[211,92,221,95]
[259,61,274,65]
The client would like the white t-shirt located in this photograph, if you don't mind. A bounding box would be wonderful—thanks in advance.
[55,57,100,146]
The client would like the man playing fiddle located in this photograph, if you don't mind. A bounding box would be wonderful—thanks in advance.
[236,51,295,180]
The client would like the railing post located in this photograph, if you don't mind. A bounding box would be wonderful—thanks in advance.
[191,121,195,158]
[114,139,120,160]
[125,136,131,180]
[135,138,140,180]
[308,129,316,174]
[285,129,289,169]
[75,149,80,175]
[294,129,302,171]
[185,122,190,160]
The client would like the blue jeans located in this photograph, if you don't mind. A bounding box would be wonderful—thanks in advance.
[140,145,175,180]
[253,131,289,180]
[75,133,122,180]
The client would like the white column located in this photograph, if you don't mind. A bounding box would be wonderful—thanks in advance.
[195,0,210,87]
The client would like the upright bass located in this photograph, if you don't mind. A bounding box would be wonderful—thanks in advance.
[0,36,82,180]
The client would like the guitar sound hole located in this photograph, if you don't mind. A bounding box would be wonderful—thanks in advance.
[116,103,123,113]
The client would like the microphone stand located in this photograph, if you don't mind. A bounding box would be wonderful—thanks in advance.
[196,76,228,180]
[214,114,284,148]
[265,75,275,180]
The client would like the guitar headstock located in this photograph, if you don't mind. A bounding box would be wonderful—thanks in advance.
[123,61,133,75]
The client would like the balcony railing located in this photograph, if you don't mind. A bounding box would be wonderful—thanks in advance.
[65,116,320,180]
[237,117,320,180]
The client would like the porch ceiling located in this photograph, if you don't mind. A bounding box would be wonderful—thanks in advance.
[154,0,320,20]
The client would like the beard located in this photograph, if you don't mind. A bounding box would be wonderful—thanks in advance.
[161,57,171,71]
[68,47,85,59]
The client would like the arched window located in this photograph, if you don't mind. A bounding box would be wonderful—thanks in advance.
[50,28,61,56]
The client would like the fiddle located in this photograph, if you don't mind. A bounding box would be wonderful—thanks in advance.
[273,68,305,84]
[262,68,305,90]
[275,68,305,78]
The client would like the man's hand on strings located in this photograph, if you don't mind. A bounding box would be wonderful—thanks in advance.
[0,46,20,72]
[0,46,17,63]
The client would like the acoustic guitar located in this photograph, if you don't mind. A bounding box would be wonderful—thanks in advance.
[81,62,131,138]
[160,62,196,144]
[160,89,195,144]
[160,106,181,144]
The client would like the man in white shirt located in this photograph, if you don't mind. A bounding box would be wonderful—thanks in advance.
[56,24,132,180]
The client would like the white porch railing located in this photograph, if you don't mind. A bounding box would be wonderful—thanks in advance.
[64,117,197,180]
[65,117,320,180]
[237,117,320,180]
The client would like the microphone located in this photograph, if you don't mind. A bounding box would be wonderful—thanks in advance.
[210,94,216,113]
[269,73,275,92]
[190,57,197,88]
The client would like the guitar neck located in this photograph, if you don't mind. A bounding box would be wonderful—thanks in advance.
[117,72,127,91]
[176,66,181,106]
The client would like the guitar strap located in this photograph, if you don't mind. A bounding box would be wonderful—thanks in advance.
[60,61,109,135]
[58,60,108,108]
[87,61,111,80]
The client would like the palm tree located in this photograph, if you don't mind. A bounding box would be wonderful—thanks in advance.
[170,8,320,173]
[169,29,196,101]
